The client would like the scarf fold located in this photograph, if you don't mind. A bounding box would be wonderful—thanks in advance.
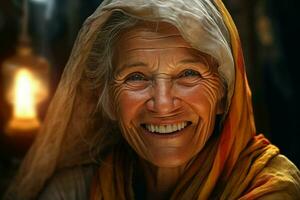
[90,135,279,200]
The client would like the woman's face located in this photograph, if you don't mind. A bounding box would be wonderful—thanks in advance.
[112,22,224,167]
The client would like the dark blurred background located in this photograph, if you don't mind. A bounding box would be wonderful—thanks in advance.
[0,0,299,197]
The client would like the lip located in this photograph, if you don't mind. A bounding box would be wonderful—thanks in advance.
[140,119,191,125]
[140,121,192,138]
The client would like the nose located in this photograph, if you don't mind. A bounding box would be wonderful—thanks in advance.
[146,78,181,114]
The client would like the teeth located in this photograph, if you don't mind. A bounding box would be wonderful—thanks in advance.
[145,122,189,134]
[181,122,184,129]
[166,125,172,133]
[160,126,165,133]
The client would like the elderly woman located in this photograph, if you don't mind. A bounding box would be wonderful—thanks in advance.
[5,0,300,199]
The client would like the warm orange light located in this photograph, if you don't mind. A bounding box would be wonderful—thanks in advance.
[7,68,41,132]
[14,69,38,118]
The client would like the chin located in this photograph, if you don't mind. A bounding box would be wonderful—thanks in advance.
[144,151,194,168]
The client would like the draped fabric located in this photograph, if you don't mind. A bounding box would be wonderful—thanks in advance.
[5,0,300,199]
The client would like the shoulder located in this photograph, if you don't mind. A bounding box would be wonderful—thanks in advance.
[263,154,300,186]
[38,164,98,200]
[255,154,300,200]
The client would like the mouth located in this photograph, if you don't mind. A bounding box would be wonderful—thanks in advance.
[141,121,192,135]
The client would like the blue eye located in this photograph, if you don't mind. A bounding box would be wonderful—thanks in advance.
[125,73,147,82]
[180,69,201,77]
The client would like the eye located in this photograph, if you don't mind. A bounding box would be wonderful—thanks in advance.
[179,69,201,78]
[176,69,202,86]
[125,72,148,82]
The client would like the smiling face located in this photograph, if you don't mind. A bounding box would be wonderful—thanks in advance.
[111,22,225,167]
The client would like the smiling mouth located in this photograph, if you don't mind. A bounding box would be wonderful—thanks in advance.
[141,121,192,135]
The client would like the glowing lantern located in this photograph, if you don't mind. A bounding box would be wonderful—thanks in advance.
[0,0,51,156]
[2,42,50,136]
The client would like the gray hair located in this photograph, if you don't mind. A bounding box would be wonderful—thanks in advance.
[85,11,227,120]
[85,11,139,119]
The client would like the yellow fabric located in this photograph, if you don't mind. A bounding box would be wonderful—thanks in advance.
[90,1,300,199]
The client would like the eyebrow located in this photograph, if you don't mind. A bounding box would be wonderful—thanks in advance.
[117,58,208,74]
[123,62,148,68]
[178,58,206,65]
[116,62,148,75]
[178,58,210,71]
[121,59,203,68]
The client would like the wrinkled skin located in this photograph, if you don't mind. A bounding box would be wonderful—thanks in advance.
[111,21,225,198]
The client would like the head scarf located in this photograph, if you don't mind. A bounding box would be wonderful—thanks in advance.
[6,0,282,199]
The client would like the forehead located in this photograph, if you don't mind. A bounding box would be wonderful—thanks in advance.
[114,22,210,73]
[116,21,195,53]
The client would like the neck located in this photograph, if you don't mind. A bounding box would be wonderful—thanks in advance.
[139,160,186,200]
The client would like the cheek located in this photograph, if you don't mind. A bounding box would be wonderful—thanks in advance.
[177,80,222,117]
[113,86,149,125]
[112,87,151,160]
[176,79,223,154]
